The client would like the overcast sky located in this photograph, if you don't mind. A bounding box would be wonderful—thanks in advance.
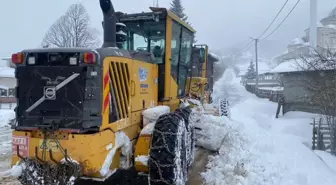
[0,0,335,59]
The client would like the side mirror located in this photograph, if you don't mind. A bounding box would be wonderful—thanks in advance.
[199,47,206,63]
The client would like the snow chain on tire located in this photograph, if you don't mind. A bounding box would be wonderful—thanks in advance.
[149,107,192,185]
[219,98,230,118]
[175,107,195,167]
[18,158,80,185]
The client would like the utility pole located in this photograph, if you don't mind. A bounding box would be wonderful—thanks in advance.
[156,0,159,7]
[250,37,259,91]
[309,0,317,53]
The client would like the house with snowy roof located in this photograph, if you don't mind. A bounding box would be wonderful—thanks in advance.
[270,7,336,114]
[242,59,281,87]
[0,58,16,108]
[273,37,310,66]
[274,8,336,67]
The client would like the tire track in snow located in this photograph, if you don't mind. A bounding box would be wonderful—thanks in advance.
[213,68,252,107]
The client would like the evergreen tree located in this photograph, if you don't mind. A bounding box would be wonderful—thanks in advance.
[169,0,197,43]
[170,0,187,21]
[245,60,256,79]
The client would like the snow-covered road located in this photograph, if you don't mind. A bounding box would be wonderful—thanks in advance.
[202,69,336,185]
[0,110,14,172]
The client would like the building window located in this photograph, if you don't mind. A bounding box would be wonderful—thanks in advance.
[8,88,15,97]
[0,89,7,97]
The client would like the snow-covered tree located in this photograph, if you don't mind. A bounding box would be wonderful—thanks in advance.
[245,60,256,79]
[169,0,197,43]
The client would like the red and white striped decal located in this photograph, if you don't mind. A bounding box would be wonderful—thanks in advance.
[103,72,110,113]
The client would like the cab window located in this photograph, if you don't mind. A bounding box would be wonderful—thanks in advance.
[124,19,166,64]
[170,21,182,82]
[177,28,193,96]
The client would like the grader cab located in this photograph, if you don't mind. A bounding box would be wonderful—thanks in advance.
[187,45,219,103]
[9,0,218,184]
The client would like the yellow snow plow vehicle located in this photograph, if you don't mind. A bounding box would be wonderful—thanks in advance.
[9,0,221,184]
[187,44,219,104]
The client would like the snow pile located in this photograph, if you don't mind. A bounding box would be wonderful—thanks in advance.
[0,110,15,172]
[135,155,148,166]
[0,164,22,178]
[195,115,237,152]
[202,68,336,185]
[142,106,170,126]
[0,109,14,128]
[314,150,336,172]
[140,106,170,135]
[140,122,155,135]
[200,116,282,185]
[100,131,132,177]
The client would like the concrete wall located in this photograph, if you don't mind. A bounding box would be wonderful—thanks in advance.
[281,71,333,114]
[282,73,311,103]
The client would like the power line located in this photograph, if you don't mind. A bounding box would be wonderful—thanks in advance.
[232,40,254,57]
[231,0,290,56]
[231,0,300,57]
[261,0,301,40]
[257,0,290,39]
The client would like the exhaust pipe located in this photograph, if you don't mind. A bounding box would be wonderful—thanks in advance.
[99,0,117,48]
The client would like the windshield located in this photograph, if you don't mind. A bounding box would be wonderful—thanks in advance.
[123,18,166,64]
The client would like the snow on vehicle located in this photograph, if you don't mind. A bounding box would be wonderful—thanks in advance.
[7,0,229,184]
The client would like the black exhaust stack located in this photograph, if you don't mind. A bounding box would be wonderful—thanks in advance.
[99,0,117,48]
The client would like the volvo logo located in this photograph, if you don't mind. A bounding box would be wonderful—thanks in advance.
[44,87,56,100]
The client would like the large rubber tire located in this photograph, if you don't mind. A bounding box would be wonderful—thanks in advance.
[175,108,194,167]
[149,113,188,185]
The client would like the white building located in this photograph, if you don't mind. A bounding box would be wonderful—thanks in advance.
[0,58,16,108]
[273,7,336,66]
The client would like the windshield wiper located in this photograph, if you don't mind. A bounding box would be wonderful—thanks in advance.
[25,73,80,113]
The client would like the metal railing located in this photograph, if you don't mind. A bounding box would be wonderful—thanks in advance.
[312,117,336,155]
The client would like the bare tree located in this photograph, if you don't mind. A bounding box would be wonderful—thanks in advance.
[295,47,336,111]
[292,45,336,154]
[42,3,100,48]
